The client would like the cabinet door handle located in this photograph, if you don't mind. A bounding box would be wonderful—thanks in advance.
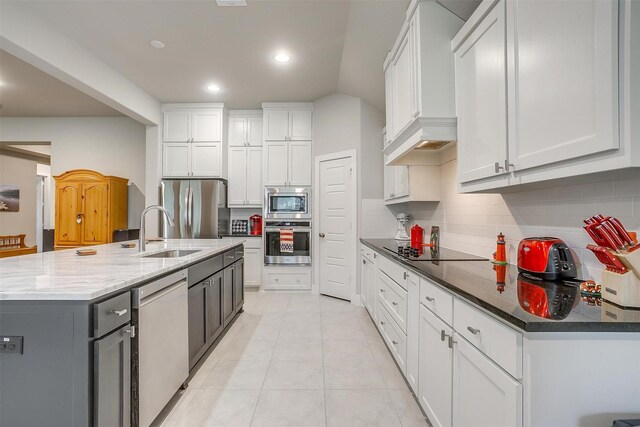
[425,296,434,302]
[448,335,456,349]
[441,330,447,342]
[392,340,398,346]
[374,253,377,259]
[123,326,136,338]
[504,159,514,172]
[467,326,480,335]
[319,233,326,238]
[392,301,398,306]
[494,162,505,173]
[403,272,408,280]
[380,289,385,293]
[380,321,385,326]
[111,309,128,316]
[363,259,366,265]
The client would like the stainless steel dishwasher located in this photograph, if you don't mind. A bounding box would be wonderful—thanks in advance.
[132,269,189,427]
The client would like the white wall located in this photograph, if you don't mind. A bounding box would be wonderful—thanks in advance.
[313,93,361,157]
[364,152,640,284]
[0,117,147,227]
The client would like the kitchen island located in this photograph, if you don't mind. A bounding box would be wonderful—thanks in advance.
[0,238,246,427]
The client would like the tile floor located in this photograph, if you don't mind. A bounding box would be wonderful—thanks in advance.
[154,292,430,427]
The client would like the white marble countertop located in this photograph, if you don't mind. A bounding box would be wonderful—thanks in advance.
[0,239,244,301]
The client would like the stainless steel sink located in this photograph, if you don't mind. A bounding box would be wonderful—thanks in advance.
[142,249,201,258]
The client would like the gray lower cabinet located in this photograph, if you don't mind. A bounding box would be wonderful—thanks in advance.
[187,249,244,369]
[188,281,207,369]
[94,324,132,427]
[206,272,224,344]
[234,259,244,312]
[223,266,235,326]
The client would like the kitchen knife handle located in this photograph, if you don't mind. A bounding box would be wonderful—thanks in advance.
[609,217,634,245]
[595,225,619,251]
[601,221,624,249]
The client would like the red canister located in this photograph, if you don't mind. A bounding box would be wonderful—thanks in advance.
[411,224,424,253]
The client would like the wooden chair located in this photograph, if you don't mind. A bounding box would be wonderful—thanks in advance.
[0,234,37,258]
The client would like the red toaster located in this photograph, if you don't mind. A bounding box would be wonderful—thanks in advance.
[517,237,577,281]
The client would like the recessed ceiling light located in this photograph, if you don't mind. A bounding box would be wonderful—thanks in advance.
[273,52,291,63]
[150,40,165,49]
[206,84,221,92]
[0,80,5,87]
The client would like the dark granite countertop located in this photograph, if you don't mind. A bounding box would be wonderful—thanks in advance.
[362,239,640,333]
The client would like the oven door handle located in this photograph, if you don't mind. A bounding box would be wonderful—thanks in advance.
[265,227,311,232]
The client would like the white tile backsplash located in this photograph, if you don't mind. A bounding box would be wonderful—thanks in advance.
[361,158,640,283]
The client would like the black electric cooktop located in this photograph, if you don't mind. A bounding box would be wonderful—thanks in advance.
[382,244,488,262]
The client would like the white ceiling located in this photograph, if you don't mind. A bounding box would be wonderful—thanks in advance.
[14,0,411,113]
[0,49,123,117]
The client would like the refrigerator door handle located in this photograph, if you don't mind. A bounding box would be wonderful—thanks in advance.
[160,181,166,237]
[188,187,194,238]
[183,186,190,238]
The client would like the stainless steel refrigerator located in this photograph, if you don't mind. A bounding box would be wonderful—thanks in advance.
[160,179,230,239]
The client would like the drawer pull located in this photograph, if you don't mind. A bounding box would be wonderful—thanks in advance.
[111,309,128,317]
[380,289,385,293]
[392,301,398,306]
[425,296,434,302]
[467,326,480,335]
[380,321,385,326]
[392,340,398,346]
[123,326,136,338]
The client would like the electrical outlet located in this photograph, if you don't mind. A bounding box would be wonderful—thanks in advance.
[0,336,23,354]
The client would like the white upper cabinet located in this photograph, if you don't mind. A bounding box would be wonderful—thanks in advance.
[162,104,226,178]
[264,141,312,187]
[247,116,264,146]
[164,107,223,142]
[391,30,414,136]
[264,109,290,141]
[455,0,509,183]
[262,103,313,186]
[288,109,313,141]
[246,147,263,205]
[263,104,313,142]
[288,141,312,186]
[263,142,289,186]
[192,109,222,141]
[163,111,191,142]
[382,2,463,162]
[191,142,222,177]
[228,146,262,207]
[384,159,440,204]
[162,143,191,177]
[228,147,248,206]
[229,111,263,147]
[229,117,248,146]
[510,0,619,171]
[454,0,637,192]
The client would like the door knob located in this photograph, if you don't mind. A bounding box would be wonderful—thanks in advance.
[319,233,325,238]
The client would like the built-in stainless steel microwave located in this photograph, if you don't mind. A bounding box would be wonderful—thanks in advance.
[264,187,311,219]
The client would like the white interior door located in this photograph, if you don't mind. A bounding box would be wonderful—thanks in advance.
[318,155,353,301]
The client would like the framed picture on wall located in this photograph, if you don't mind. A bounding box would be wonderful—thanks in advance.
[0,185,19,212]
